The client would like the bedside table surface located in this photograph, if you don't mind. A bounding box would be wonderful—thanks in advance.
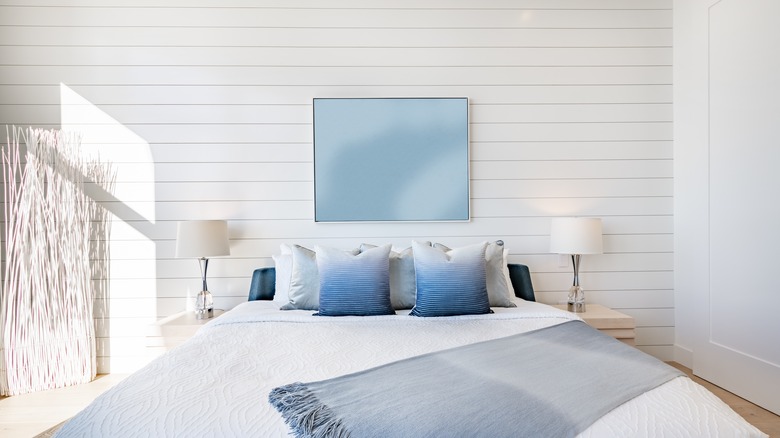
[552,303,635,329]
[156,309,226,327]
[552,304,636,346]
[147,310,225,344]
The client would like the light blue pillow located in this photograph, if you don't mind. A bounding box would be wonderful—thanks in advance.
[316,244,395,316]
[280,245,319,311]
[410,241,491,317]
[360,242,431,310]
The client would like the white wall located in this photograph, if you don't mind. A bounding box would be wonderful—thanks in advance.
[0,0,673,372]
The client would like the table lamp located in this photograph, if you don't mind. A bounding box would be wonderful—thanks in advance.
[549,217,603,313]
[175,220,230,319]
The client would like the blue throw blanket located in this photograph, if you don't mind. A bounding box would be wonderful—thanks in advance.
[269,320,683,438]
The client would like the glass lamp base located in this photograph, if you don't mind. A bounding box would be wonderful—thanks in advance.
[195,290,214,320]
[195,308,214,320]
[567,285,586,313]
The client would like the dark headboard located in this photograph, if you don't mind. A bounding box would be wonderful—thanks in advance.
[248,263,536,302]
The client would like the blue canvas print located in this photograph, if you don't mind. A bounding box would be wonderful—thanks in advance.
[313,97,470,222]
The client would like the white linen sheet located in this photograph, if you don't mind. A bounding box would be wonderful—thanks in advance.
[56,299,766,437]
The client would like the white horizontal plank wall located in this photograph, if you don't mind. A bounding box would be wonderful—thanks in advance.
[0,0,673,372]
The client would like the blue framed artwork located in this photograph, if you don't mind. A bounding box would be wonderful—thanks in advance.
[313,97,470,222]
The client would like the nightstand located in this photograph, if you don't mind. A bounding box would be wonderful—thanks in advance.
[147,309,225,354]
[552,304,636,346]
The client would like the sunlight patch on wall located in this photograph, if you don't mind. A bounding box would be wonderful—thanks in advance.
[60,83,157,373]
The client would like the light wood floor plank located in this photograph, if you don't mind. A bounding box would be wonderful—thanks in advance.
[0,374,127,438]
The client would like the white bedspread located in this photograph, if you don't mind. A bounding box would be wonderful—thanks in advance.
[56,299,766,437]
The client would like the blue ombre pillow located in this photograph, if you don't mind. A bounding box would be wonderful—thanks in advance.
[281,244,360,311]
[410,241,491,317]
[434,241,516,308]
[315,244,395,316]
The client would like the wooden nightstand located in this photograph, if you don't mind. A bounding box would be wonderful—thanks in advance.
[147,309,225,354]
[552,304,636,346]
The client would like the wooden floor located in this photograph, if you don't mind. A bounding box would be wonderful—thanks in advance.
[0,374,128,438]
[0,363,778,437]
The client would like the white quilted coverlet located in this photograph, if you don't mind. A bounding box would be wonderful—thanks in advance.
[56,300,766,437]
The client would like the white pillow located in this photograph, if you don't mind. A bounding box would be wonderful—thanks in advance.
[502,248,515,299]
[271,245,293,304]
[272,254,292,304]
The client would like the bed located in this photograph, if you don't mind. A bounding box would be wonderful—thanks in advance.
[55,243,766,437]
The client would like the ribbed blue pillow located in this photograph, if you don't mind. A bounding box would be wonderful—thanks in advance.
[410,241,491,317]
[315,244,395,316]
[433,241,516,308]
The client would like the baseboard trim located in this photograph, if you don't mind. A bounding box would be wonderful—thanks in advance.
[674,344,693,368]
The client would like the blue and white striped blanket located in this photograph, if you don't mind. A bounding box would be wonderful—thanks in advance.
[269,320,683,438]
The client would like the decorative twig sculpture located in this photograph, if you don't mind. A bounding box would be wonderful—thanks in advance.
[0,127,115,396]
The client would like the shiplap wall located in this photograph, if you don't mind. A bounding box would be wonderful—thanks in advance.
[0,0,673,372]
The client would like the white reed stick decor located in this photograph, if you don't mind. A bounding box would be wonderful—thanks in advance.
[0,127,115,396]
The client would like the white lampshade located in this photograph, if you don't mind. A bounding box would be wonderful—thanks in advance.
[549,217,603,255]
[175,220,230,258]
